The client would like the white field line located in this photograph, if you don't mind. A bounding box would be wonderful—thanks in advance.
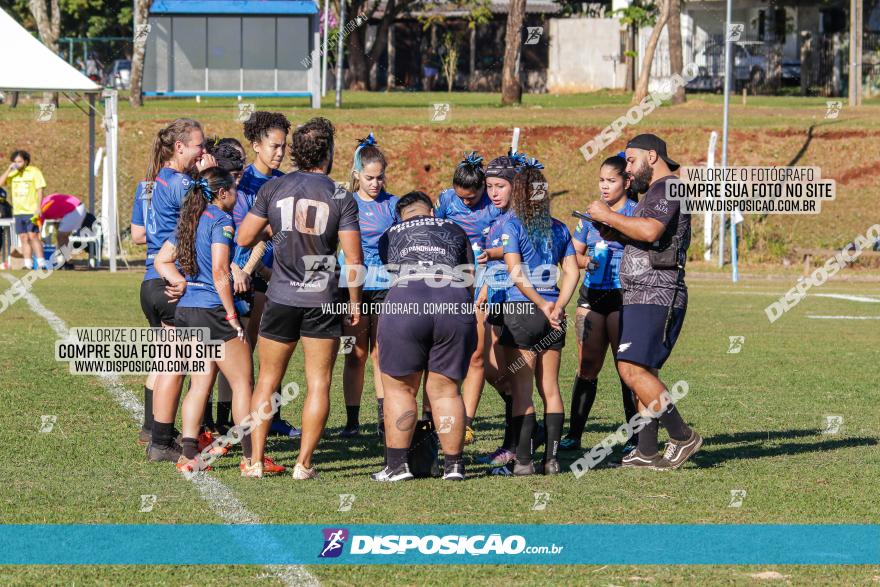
[3,274,319,587]
[806,315,880,320]
[688,288,880,299]
[812,293,880,303]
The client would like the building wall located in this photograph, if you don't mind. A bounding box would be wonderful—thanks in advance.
[547,17,626,92]
[144,14,311,94]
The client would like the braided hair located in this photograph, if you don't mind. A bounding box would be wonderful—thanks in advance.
[175,167,235,277]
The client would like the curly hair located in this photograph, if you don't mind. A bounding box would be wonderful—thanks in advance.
[511,166,551,249]
[206,137,245,172]
[242,111,292,145]
[290,117,335,171]
[176,167,235,278]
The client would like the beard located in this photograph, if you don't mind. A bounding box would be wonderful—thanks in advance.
[629,161,653,194]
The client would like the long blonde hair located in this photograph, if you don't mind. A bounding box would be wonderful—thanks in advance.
[145,118,203,185]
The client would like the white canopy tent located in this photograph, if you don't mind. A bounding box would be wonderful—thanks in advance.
[0,8,121,271]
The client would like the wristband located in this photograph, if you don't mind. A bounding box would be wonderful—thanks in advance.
[225,313,238,321]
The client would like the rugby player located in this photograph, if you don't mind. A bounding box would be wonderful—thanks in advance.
[339,133,398,438]
[434,152,498,444]
[497,159,580,476]
[587,133,701,470]
[373,191,476,481]
[237,117,362,479]
[153,167,260,474]
[130,118,215,461]
[561,155,639,453]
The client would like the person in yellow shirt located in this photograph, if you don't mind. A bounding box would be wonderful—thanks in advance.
[0,150,47,269]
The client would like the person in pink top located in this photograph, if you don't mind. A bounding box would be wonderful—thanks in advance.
[32,193,87,259]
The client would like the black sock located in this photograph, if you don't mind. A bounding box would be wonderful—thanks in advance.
[142,386,153,432]
[182,437,198,460]
[377,398,385,429]
[444,453,462,470]
[201,393,215,430]
[638,417,659,456]
[240,432,253,460]
[659,403,691,441]
[216,401,232,427]
[152,420,174,448]
[567,377,597,439]
[345,405,360,429]
[544,412,564,461]
[502,395,514,451]
[273,386,283,422]
[516,413,536,464]
[386,447,408,470]
[621,381,638,443]
[465,415,474,428]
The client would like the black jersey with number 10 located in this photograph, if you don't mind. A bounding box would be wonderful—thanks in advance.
[250,170,360,307]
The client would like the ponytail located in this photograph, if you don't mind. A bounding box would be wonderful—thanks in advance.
[175,167,234,277]
[145,118,203,189]
[350,133,386,194]
[453,151,485,192]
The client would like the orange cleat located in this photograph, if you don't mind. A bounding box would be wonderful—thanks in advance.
[198,431,228,456]
[239,456,285,475]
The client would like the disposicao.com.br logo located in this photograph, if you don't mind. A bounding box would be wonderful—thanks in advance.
[318,528,563,557]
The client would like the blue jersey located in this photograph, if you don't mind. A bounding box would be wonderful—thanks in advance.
[339,190,398,291]
[572,199,637,290]
[134,167,193,281]
[434,188,500,247]
[171,204,235,309]
[232,164,284,269]
[484,209,513,303]
[501,216,576,303]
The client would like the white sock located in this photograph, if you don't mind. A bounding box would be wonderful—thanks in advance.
[36,258,46,269]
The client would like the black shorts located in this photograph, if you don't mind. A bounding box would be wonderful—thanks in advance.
[14,214,38,234]
[252,273,269,294]
[175,305,238,342]
[340,288,389,316]
[140,278,176,327]
[499,301,566,351]
[377,282,477,380]
[617,303,686,369]
[576,285,623,316]
[259,299,341,343]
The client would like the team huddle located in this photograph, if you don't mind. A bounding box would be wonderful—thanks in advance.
[130,112,702,481]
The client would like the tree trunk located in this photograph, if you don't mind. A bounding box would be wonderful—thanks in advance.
[624,25,636,91]
[668,0,685,104]
[129,0,151,107]
[387,23,396,89]
[347,27,370,90]
[632,0,671,103]
[501,0,526,105]
[29,0,61,105]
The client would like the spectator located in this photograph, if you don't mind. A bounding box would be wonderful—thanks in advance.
[32,193,87,269]
[0,150,47,269]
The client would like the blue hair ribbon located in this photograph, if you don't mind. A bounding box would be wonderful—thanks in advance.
[617,151,627,160]
[522,157,544,170]
[194,177,213,201]
[458,151,483,168]
[508,149,529,167]
[353,132,377,171]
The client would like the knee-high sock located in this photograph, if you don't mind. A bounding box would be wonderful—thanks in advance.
[567,377,597,439]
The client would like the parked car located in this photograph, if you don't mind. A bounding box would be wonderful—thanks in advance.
[104,59,131,90]
[687,41,795,92]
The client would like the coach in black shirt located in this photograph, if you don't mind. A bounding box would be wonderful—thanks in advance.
[238,117,363,480]
[587,133,701,471]
[372,191,477,482]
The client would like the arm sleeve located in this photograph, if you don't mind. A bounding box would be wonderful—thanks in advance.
[562,226,576,257]
[212,217,235,247]
[640,190,679,227]
[34,168,47,190]
[378,232,390,264]
[572,219,588,244]
[338,194,360,231]
[434,191,447,219]
[250,183,271,219]
[232,192,251,226]
[501,220,522,256]
[131,184,145,226]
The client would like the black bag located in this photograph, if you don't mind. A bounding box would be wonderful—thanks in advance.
[74,212,97,235]
[407,419,441,478]
[0,188,11,219]
[649,233,682,270]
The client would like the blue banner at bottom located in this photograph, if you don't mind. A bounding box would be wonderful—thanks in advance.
[0,525,877,565]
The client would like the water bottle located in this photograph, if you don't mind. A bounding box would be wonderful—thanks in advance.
[590,240,609,286]
[472,242,484,288]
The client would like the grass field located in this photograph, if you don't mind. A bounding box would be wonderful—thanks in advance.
[1,267,879,585]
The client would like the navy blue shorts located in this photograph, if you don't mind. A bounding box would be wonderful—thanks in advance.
[14,214,38,234]
[617,303,686,370]
[377,281,477,381]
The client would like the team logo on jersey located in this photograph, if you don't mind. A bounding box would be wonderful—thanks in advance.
[222,226,234,239]
[319,528,349,558]
[180,177,191,188]
[576,220,583,232]
[501,233,510,246]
